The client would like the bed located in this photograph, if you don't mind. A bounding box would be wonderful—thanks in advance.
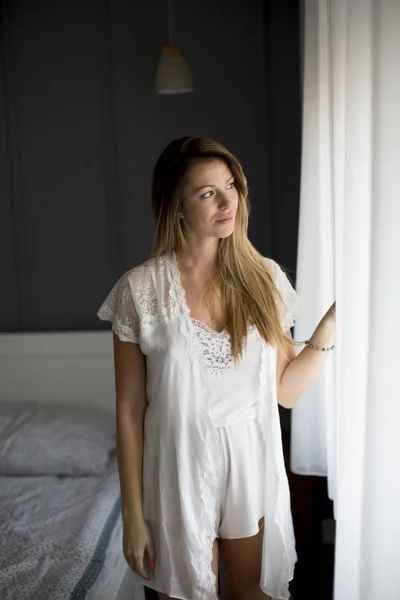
[0,331,146,600]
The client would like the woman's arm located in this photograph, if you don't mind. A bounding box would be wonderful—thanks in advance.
[113,333,147,524]
[276,302,336,409]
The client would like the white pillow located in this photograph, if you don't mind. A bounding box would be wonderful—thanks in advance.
[0,402,116,476]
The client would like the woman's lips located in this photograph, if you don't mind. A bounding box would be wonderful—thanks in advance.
[215,215,233,224]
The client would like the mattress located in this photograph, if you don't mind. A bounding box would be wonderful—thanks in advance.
[0,456,144,599]
[87,514,145,600]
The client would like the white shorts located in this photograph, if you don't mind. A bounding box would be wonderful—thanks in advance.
[215,418,266,539]
[135,418,267,599]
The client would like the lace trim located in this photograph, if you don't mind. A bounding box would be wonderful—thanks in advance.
[191,320,233,379]
[169,252,220,600]
[97,276,140,343]
[263,257,305,332]
[97,305,140,342]
[134,266,159,320]
[191,319,256,379]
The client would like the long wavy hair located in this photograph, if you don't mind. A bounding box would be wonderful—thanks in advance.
[151,136,298,361]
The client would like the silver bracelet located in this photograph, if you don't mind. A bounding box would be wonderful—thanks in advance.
[305,340,335,352]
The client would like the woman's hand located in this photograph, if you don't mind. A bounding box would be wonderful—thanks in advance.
[278,299,336,408]
[122,517,155,581]
[323,300,336,325]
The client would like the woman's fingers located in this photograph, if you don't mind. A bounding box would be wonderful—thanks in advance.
[146,539,156,571]
[122,521,154,579]
[134,552,150,580]
[323,300,336,323]
[123,549,135,571]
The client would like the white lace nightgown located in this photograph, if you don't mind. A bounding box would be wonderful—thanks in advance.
[97,252,305,600]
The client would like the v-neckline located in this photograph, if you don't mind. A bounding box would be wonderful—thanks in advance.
[169,252,228,336]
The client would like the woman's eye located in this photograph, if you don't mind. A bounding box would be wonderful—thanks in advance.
[200,183,234,199]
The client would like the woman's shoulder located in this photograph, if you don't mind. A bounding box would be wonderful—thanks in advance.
[121,254,170,287]
[260,256,282,280]
[259,256,297,293]
[261,256,276,269]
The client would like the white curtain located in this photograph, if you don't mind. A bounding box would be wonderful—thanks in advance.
[291,1,400,598]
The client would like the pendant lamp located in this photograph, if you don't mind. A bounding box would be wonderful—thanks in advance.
[156,0,194,95]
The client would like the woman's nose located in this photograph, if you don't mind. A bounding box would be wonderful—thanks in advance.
[218,192,231,209]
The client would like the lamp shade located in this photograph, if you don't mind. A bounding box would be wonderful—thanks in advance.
[156,45,194,95]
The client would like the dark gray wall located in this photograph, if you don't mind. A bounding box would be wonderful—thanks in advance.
[264,0,301,280]
[0,0,301,333]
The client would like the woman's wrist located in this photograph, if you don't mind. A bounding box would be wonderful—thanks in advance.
[309,314,336,349]
[122,505,145,526]
[305,339,335,351]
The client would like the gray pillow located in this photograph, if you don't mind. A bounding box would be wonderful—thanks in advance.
[0,402,116,476]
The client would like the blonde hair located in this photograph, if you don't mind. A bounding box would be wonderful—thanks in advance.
[151,136,298,361]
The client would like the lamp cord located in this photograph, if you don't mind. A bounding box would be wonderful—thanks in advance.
[168,0,174,45]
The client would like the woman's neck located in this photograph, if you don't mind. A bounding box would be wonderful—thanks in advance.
[176,239,219,272]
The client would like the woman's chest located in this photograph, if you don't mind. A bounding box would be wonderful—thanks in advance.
[143,312,261,385]
[179,272,225,333]
[136,255,271,379]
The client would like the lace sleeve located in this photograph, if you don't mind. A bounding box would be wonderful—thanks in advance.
[264,258,306,331]
[97,273,140,343]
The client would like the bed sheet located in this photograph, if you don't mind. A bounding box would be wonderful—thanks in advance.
[0,457,121,599]
[88,515,146,600]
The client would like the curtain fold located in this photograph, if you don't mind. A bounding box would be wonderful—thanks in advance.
[291,1,400,597]
[290,0,336,497]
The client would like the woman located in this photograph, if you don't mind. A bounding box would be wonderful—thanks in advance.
[97,136,336,600]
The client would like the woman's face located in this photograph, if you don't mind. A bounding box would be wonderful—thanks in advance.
[180,158,239,242]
